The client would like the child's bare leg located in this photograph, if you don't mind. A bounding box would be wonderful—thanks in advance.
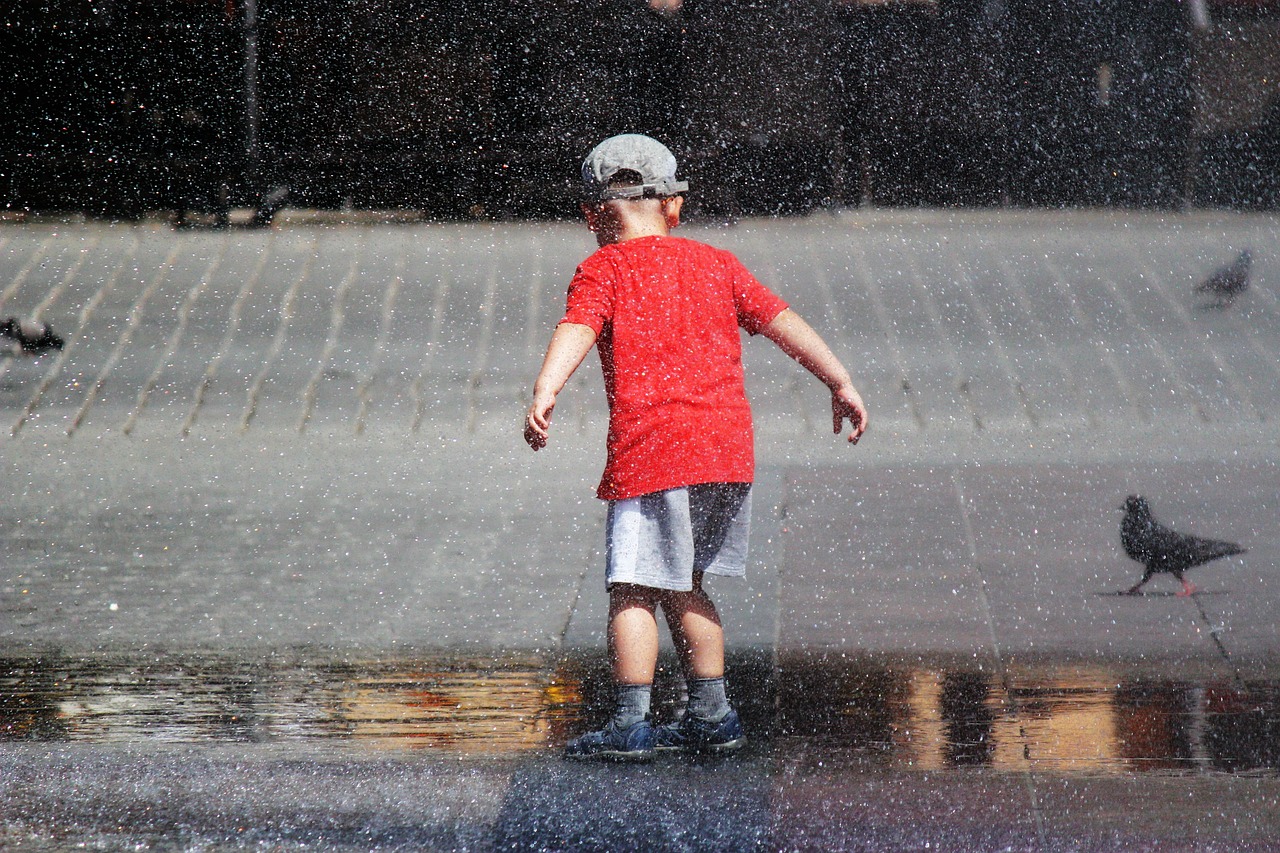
[608,583,662,683]
[659,574,724,679]
[660,573,733,723]
[601,583,661,732]
[561,583,663,759]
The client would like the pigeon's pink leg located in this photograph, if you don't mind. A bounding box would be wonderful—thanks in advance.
[1177,579,1197,597]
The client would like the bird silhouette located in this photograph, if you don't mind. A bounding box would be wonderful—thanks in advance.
[1,317,64,355]
[1120,495,1246,596]
[247,185,290,229]
[1195,249,1251,308]
[174,184,290,230]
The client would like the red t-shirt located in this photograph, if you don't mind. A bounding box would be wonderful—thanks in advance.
[560,235,788,501]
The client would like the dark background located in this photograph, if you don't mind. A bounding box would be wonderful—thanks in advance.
[3,0,1277,219]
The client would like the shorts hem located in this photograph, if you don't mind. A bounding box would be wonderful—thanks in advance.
[701,562,746,578]
[605,565,744,592]
[606,576,695,593]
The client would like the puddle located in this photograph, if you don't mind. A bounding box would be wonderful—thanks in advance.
[775,654,1280,775]
[0,652,578,755]
[2,650,1277,774]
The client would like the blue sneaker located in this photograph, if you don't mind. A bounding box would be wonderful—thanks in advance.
[564,716,656,762]
[653,709,746,753]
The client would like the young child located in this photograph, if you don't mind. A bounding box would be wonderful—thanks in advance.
[525,134,867,761]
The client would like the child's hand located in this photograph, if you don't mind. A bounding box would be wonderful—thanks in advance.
[832,384,868,445]
[524,392,555,451]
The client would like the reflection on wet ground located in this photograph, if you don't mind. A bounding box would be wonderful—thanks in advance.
[0,652,577,754]
[2,650,1276,775]
[777,653,1280,775]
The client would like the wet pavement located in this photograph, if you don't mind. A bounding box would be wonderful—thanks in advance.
[4,647,1280,850]
[5,648,1280,775]
[1,209,1279,849]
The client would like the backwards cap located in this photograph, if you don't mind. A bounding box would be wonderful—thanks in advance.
[581,134,689,201]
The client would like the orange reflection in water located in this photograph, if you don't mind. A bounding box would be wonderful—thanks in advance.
[1003,671,1121,772]
[341,668,557,752]
[0,654,574,754]
[774,654,1278,775]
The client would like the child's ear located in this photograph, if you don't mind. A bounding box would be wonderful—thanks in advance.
[663,196,683,229]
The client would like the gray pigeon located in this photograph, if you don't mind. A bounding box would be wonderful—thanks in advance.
[1121,495,1246,596]
[1195,249,1251,308]
[248,185,290,229]
[1,317,64,355]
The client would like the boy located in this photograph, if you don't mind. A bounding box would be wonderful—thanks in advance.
[525,134,867,761]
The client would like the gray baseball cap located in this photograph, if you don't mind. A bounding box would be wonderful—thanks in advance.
[581,134,690,201]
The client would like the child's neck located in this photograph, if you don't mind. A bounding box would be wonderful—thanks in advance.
[612,220,669,243]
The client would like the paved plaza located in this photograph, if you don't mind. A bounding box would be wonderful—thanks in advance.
[1,209,1278,849]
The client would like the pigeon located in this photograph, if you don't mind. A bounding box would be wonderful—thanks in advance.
[0,317,64,355]
[173,184,289,231]
[1195,249,1251,308]
[1120,495,1246,596]
[247,185,290,229]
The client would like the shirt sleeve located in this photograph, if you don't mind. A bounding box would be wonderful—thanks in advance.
[560,253,614,335]
[730,254,788,335]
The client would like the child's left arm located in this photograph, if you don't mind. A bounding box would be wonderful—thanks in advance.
[760,308,868,444]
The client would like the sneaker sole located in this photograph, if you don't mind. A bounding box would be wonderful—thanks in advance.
[564,748,655,762]
[653,736,747,754]
[694,736,747,753]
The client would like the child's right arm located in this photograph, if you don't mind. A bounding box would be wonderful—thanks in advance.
[524,322,598,451]
[760,308,868,444]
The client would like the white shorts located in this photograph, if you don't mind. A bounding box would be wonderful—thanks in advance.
[604,483,752,592]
